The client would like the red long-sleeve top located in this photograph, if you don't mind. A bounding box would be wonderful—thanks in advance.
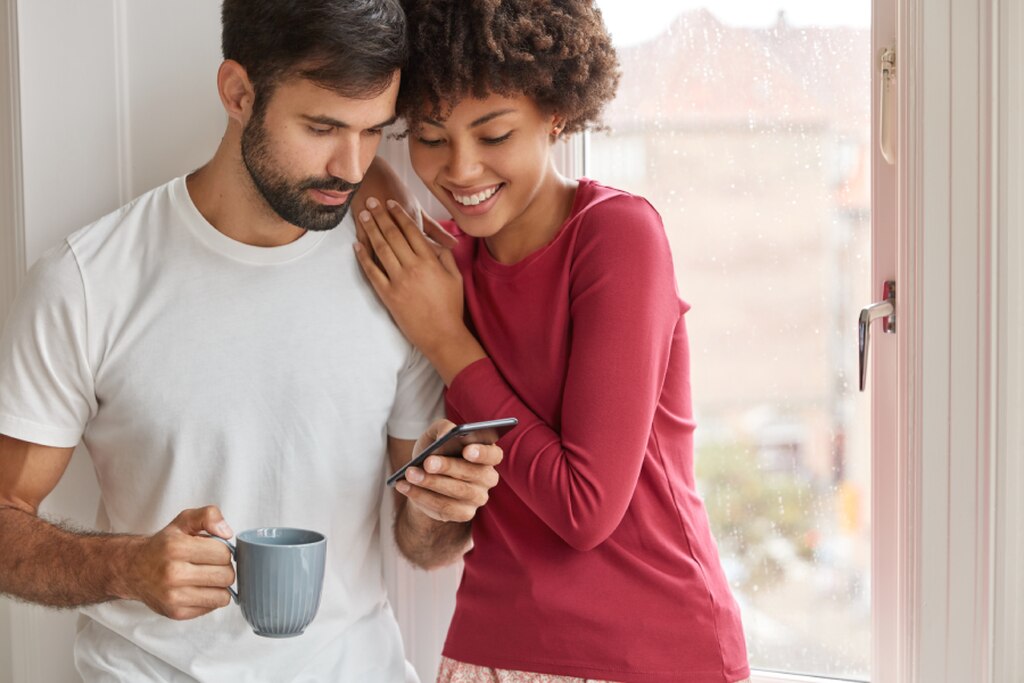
[442,180,750,682]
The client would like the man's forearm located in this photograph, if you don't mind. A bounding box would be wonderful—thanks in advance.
[0,505,138,608]
[393,499,472,569]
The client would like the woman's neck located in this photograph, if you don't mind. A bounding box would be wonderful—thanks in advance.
[483,169,579,265]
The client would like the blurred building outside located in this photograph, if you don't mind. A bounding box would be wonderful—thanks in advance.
[589,9,873,677]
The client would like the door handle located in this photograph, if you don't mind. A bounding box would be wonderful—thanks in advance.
[859,280,896,391]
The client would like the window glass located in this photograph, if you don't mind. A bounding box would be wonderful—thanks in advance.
[589,3,872,678]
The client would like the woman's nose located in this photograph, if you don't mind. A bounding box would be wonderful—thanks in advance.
[444,144,482,183]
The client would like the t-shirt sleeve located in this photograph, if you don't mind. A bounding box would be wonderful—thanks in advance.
[386,344,444,441]
[445,195,685,551]
[0,242,96,447]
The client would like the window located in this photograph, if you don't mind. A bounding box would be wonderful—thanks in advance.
[588,2,872,678]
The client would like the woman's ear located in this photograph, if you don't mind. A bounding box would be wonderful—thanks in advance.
[550,115,568,138]
[217,60,256,125]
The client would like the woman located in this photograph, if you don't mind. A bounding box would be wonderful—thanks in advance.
[353,1,750,681]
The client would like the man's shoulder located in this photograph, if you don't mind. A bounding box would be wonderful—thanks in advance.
[20,239,84,303]
[65,177,182,263]
[15,178,183,315]
[353,157,418,220]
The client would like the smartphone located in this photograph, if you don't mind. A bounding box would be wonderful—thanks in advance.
[386,417,518,488]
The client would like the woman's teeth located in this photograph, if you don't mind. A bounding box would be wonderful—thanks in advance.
[453,185,501,206]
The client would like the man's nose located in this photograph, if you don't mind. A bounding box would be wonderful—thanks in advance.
[326,141,363,184]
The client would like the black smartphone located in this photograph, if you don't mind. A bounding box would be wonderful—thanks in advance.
[386,417,518,488]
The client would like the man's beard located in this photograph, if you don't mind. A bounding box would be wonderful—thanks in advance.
[240,111,359,232]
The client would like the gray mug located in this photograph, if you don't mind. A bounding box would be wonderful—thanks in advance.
[211,527,327,638]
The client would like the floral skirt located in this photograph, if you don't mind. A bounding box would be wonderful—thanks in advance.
[436,657,615,683]
[436,656,751,683]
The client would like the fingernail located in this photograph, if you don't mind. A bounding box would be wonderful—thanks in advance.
[216,521,233,537]
[406,468,424,483]
[425,456,441,473]
[366,197,379,209]
[466,446,481,461]
[396,482,411,494]
[360,210,372,222]
[353,242,362,252]
[386,199,398,209]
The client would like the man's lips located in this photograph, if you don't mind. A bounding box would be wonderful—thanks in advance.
[309,188,352,206]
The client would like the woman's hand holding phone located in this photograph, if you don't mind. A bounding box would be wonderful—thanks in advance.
[389,418,517,524]
[388,418,518,487]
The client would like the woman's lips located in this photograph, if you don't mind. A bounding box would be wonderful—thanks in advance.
[447,183,504,216]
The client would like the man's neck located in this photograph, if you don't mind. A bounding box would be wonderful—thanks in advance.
[186,128,306,248]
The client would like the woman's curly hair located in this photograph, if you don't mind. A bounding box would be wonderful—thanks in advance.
[397,0,620,135]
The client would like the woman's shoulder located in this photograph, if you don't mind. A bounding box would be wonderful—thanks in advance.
[575,179,660,216]
[570,179,668,250]
[567,180,682,305]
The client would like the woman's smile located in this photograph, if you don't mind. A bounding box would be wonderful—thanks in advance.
[447,183,505,215]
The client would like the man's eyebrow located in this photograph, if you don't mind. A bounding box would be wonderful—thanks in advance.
[422,109,517,129]
[301,114,398,130]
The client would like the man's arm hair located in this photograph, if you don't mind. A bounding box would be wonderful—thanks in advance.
[388,437,471,570]
[0,506,138,607]
[0,435,138,607]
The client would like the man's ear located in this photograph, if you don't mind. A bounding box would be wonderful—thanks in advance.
[217,60,255,125]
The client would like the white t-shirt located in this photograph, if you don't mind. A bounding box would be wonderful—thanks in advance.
[0,176,443,682]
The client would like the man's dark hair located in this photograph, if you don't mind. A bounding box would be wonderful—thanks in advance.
[222,0,407,102]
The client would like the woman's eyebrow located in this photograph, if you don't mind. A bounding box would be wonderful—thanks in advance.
[423,109,517,128]
[468,109,516,127]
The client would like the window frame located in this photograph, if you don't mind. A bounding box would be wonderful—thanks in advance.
[994,1,1024,680]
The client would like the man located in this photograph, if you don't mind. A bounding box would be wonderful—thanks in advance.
[0,1,501,681]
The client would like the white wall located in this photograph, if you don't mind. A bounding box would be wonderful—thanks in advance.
[18,1,119,262]
[0,0,24,679]
[0,0,22,312]
[117,1,224,201]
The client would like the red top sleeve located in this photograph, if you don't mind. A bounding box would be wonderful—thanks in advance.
[445,194,685,550]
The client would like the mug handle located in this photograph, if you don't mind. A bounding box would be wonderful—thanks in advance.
[203,534,239,604]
